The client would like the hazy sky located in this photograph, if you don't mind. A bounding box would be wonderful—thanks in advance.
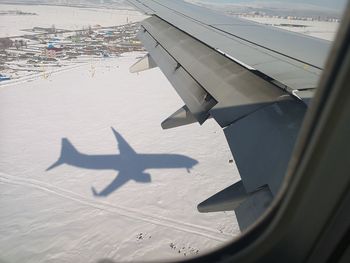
[205,0,347,10]
[0,0,347,11]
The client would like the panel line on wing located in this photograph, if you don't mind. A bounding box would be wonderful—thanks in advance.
[209,25,324,70]
[131,0,325,91]
[142,0,327,70]
[148,13,321,91]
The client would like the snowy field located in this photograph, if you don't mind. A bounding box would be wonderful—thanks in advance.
[241,16,339,41]
[0,4,145,37]
[0,53,240,262]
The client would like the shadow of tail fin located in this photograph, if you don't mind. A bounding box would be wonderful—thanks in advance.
[46,138,79,171]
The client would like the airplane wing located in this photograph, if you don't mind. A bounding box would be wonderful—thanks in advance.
[127,0,331,230]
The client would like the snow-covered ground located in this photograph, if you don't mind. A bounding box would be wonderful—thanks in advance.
[240,16,339,41]
[0,53,240,262]
[0,4,145,37]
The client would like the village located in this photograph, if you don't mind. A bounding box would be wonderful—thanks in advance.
[0,21,143,83]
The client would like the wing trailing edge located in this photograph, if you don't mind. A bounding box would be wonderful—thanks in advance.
[137,20,217,124]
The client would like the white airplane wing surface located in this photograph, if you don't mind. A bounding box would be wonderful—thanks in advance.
[127,0,331,229]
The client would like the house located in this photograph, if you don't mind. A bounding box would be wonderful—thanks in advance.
[0,74,10,81]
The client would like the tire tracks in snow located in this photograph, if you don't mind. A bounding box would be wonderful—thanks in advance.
[0,172,233,242]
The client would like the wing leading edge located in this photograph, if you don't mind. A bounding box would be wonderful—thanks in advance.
[127,0,326,230]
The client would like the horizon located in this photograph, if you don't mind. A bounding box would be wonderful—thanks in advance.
[193,0,347,10]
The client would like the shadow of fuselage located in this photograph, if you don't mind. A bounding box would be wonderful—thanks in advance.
[47,128,198,197]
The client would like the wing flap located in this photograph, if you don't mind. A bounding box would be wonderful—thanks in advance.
[197,181,273,231]
[161,105,198,129]
[138,26,217,124]
[141,16,288,127]
[197,180,249,213]
[224,99,306,195]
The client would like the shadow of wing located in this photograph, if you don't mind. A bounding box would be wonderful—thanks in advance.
[111,127,137,156]
[91,172,130,197]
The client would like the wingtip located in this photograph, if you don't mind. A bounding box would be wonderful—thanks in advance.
[91,187,99,196]
[111,127,123,140]
[111,127,119,135]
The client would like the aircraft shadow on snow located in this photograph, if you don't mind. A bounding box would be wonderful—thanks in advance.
[46,127,198,197]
